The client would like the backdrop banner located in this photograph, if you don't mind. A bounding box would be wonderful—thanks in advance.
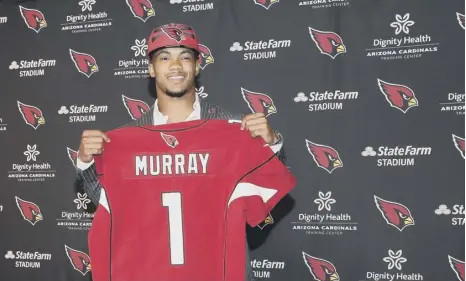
[0,0,464,280]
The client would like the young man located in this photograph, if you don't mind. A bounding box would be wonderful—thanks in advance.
[75,23,286,281]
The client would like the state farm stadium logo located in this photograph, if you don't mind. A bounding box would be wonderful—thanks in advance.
[69,49,99,78]
[4,249,52,269]
[362,144,431,167]
[305,140,343,173]
[169,0,214,12]
[114,38,150,79]
[0,117,7,132]
[250,257,285,279]
[65,245,91,276]
[363,249,424,281]
[374,196,414,232]
[366,13,439,61]
[241,88,277,117]
[8,144,55,182]
[291,191,358,236]
[16,196,43,226]
[308,27,346,59]
[58,104,108,123]
[293,89,358,112]
[440,92,465,115]
[19,6,47,33]
[125,0,155,22]
[8,58,56,78]
[56,192,94,231]
[298,0,350,9]
[61,0,112,33]
[302,252,340,281]
[230,38,291,60]
[434,204,465,226]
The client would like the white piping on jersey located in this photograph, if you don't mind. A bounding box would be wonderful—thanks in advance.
[227,182,277,206]
[99,188,110,213]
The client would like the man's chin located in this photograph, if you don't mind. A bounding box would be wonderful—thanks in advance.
[166,89,188,98]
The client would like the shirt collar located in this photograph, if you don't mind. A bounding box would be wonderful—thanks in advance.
[153,94,201,125]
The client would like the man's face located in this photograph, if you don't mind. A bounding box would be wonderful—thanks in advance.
[149,47,199,98]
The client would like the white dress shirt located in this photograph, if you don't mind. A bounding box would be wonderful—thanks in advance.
[76,95,283,170]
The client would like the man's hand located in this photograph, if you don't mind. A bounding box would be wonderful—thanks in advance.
[78,130,110,163]
[241,113,278,145]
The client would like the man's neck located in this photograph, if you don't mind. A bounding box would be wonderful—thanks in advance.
[157,91,196,123]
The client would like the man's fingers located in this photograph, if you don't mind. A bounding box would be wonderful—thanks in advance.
[241,113,265,130]
[82,137,105,145]
[84,148,103,155]
[83,143,105,150]
[82,130,110,142]
[243,117,267,127]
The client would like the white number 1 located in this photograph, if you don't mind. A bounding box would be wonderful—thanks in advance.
[162,192,185,265]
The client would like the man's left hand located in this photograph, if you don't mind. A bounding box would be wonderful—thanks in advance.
[241,113,278,145]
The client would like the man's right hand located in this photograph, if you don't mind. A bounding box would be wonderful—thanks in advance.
[78,130,110,163]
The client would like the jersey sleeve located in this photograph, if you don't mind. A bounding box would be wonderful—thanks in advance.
[231,137,296,227]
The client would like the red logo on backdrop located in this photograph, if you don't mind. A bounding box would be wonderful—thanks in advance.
[126,0,155,22]
[69,49,99,78]
[65,245,91,276]
[15,196,43,226]
[374,195,414,231]
[377,79,418,113]
[161,132,178,148]
[19,5,47,33]
[302,252,340,281]
[452,134,465,159]
[308,27,346,59]
[449,255,465,281]
[457,13,465,30]
[67,147,78,167]
[253,0,279,10]
[241,88,277,117]
[305,140,343,174]
[198,44,214,70]
[122,95,150,120]
[17,101,45,130]
[257,212,274,230]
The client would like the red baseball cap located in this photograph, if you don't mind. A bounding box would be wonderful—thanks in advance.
[147,23,200,56]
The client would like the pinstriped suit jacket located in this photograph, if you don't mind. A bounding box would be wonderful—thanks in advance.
[76,97,286,281]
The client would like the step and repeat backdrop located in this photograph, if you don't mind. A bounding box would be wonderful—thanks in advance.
[0,0,464,280]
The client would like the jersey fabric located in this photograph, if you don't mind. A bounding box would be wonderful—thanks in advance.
[88,119,296,281]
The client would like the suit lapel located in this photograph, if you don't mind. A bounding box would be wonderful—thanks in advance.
[199,98,219,119]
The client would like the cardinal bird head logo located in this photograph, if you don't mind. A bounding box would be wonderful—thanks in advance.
[302,252,340,281]
[67,147,78,167]
[253,0,279,10]
[309,27,346,59]
[452,134,465,159]
[305,140,343,174]
[457,13,465,30]
[122,95,150,120]
[449,255,465,281]
[241,88,277,117]
[374,195,414,231]
[198,44,214,70]
[19,5,47,33]
[377,79,418,113]
[17,101,45,130]
[65,245,91,276]
[161,26,186,42]
[126,0,155,22]
[257,212,274,230]
[15,196,43,226]
[69,49,99,78]
[161,132,178,148]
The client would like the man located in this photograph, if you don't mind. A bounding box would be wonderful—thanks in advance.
[76,23,286,281]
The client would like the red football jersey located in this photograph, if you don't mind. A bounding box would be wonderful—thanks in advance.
[88,119,295,281]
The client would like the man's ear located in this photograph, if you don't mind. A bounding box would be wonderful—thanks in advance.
[195,61,200,76]
[148,62,155,78]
